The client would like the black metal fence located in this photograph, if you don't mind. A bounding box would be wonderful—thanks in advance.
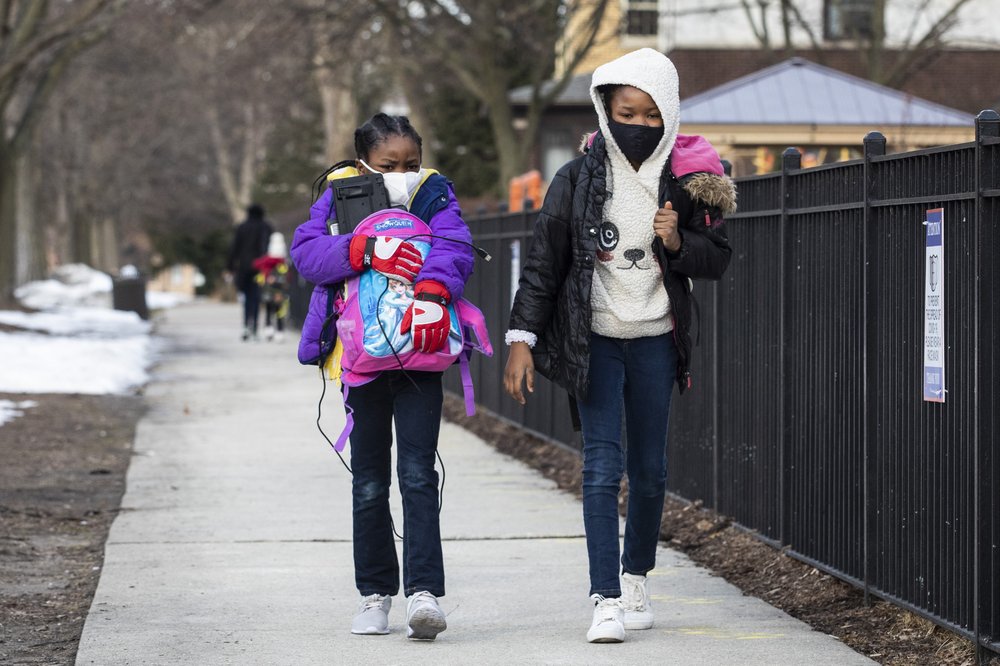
[445,110,1000,660]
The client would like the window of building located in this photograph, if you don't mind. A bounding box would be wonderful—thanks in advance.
[824,0,877,41]
[624,1,659,37]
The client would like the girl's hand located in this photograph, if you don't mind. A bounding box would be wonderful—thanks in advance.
[349,234,424,282]
[504,342,535,405]
[653,202,681,252]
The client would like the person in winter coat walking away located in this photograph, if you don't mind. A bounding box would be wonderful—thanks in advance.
[503,48,736,644]
[227,203,273,341]
[290,114,474,641]
[252,232,290,342]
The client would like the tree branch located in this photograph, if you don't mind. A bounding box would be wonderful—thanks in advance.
[0,0,115,90]
[0,0,15,46]
[11,24,109,151]
[545,0,609,106]
[883,0,973,86]
[740,0,769,48]
[206,104,242,224]
[8,0,48,53]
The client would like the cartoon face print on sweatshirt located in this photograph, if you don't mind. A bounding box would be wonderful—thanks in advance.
[594,210,656,271]
[596,221,619,262]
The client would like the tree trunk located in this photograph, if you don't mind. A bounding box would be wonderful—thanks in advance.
[0,153,17,304]
[396,72,437,166]
[314,62,357,164]
[486,92,533,194]
[15,151,46,285]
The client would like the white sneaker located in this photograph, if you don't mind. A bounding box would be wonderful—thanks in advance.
[621,573,654,629]
[406,591,446,640]
[587,594,625,643]
[264,325,275,341]
[351,594,391,635]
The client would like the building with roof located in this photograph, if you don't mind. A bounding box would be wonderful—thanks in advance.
[510,56,979,177]
[559,0,1000,77]
[680,58,975,174]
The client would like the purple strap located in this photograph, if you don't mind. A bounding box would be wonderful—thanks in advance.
[334,384,353,452]
[460,351,476,416]
[333,362,473,456]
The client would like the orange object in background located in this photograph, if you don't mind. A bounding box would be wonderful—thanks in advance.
[508,170,542,212]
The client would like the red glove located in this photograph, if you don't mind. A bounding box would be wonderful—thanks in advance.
[401,280,452,353]
[349,234,423,283]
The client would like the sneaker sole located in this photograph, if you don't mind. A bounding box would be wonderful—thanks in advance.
[351,626,390,635]
[407,608,447,640]
[587,631,625,643]
[623,616,653,630]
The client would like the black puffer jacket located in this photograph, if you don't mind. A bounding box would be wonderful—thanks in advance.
[508,132,734,399]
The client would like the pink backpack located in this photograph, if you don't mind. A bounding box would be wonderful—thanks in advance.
[330,209,492,450]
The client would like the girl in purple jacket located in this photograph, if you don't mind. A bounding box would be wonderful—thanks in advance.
[290,114,474,641]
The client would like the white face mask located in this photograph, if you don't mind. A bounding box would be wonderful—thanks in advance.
[359,159,425,208]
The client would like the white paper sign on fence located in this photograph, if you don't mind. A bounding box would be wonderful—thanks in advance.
[923,207,945,403]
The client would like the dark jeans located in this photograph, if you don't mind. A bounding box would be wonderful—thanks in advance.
[576,332,677,597]
[345,370,445,597]
[238,272,261,333]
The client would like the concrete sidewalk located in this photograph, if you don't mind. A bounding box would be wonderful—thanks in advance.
[77,301,871,665]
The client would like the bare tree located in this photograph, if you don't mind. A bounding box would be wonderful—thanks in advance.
[736,0,977,86]
[0,0,121,299]
[298,1,369,164]
[868,0,977,87]
[30,0,316,283]
[375,0,612,190]
[174,3,306,224]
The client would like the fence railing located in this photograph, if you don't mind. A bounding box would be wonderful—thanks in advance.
[445,110,1000,660]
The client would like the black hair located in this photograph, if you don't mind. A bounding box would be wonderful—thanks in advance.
[354,113,423,161]
[597,84,624,114]
[247,203,265,219]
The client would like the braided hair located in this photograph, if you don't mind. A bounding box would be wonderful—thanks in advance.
[597,84,624,114]
[354,113,423,161]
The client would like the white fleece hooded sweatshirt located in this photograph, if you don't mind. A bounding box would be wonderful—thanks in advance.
[589,48,680,339]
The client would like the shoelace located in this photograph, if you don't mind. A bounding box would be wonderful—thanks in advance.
[411,591,435,605]
[593,595,623,622]
[622,577,647,610]
[360,594,387,611]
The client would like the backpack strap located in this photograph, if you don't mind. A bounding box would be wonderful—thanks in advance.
[333,384,354,452]
[459,349,476,417]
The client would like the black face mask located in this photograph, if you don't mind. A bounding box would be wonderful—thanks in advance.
[607,120,664,165]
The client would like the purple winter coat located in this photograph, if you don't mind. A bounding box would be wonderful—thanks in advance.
[290,174,474,365]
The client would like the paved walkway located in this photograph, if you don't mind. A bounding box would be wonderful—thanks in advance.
[76,301,872,665]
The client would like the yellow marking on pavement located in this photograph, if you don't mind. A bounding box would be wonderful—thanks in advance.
[650,594,722,605]
[665,626,786,641]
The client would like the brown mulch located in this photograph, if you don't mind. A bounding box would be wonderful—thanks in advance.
[0,392,144,665]
[443,394,998,666]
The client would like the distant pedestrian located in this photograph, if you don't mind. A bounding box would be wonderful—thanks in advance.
[227,204,273,341]
[504,49,736,643]
[290,114,474,640]
[252,232,290,343]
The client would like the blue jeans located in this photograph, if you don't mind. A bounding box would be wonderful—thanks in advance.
[344,371,445,597]
[577,332,677,597]
[239,273,261,333]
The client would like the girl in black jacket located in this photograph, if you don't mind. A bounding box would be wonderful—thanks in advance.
[504,49,734,643]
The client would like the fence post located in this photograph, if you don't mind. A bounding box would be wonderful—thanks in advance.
[712,160,733,509]
[974,109,999,664]
[779,147,800,546]
[862,131,886,607]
